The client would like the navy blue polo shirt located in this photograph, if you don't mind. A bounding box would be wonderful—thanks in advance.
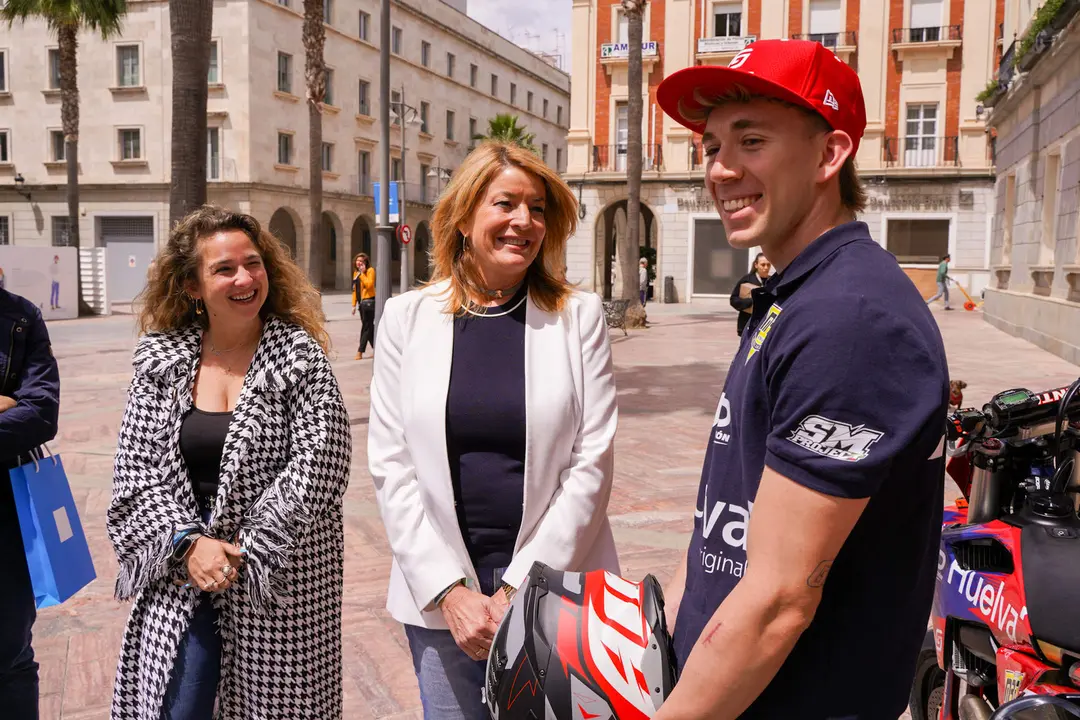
[673,221,949,718]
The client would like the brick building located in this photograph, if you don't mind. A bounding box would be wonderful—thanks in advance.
[565,0,1002,304]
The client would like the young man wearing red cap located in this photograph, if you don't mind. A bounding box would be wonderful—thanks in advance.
[653,40,950,718]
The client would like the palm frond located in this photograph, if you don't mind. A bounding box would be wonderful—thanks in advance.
[0,0,125,37]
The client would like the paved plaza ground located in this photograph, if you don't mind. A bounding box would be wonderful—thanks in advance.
[27,296,1080,719]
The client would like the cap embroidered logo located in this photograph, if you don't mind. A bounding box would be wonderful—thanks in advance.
[823,89,839,111]
[729,48,753,69]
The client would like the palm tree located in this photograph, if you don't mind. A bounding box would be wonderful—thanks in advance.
[168,0,213,228]
[1,0,127,316]
[302,0,326,287]
[473,113,538,152]
[620,0,647,328]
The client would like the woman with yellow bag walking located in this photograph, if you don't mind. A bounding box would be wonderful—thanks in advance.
[352,253,376,360]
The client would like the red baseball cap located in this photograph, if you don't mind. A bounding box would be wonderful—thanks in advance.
[657,39,867,153]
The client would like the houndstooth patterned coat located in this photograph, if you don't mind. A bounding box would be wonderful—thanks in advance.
[107,316,352,720]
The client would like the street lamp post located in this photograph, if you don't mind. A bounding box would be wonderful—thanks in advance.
[391,86,420,295]
[375,0,393,329]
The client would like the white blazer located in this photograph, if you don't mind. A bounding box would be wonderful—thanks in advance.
[368,280,621,629]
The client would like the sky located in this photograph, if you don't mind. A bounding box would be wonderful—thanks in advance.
[466,0,573,72]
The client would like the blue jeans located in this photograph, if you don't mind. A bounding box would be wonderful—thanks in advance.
[49,282,59,309]
[0,478,38,720]
[161,512,221,720]
[927,280,950,307]
[405,567,506,720]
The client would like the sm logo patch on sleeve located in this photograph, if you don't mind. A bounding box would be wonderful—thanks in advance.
[787,415,885,463]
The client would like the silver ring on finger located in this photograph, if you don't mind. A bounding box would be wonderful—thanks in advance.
[222,564,233,577]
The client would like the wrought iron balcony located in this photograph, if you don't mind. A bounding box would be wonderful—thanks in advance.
[998,40,1016,91]
[882,136,960,168]
[790,31,857,48]
[891,25,962,43]
[591,144,663,173]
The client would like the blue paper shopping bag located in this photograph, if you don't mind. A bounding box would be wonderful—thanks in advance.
[8,449,96,609]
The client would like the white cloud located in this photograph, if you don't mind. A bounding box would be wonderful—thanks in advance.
[467,0,573,72]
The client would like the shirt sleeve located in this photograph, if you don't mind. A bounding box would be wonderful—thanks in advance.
[763,296,946,499]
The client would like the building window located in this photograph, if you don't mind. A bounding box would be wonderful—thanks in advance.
[48,48,61,89]
[323,67,334,105]
[542,143,549,163]
[808,0,842,47]
[322,142,333,172]
[52,216,73,247]
[359,150,371,194]
[117,45,140,87]
[391,157,401,181]
[208,40,220,83]
[358,10,369,40]
[615,102,629,171]
[904,104,938,167]
[490,74,498,97]
[51,130,66,162]
[616,8,629,43]
[527,91,533,112]
[557,105,563,125]
[909,0,943,39]
[469,117,478,147]
[119,128,142,160]
[277,52,292,93]
[322,0,332,25]
[420,163,430,202]
[0,129,8,163]
[886,219,949,264]
[420,101,430,133]
[446,109,455,140]
[277,0,289,6]
[556,147,563,171]
[358,79,370,115]
[0,50,6,92]
[713,2,742,37]
[392,26,403,55]
[1041,151,1062,264]
[543,98,549,118]
[447,52,455,77]
[391,89,401,125]
[278,132,293,165]
[470,63,478,88]
[207,127,220,180]
[0,216,8,245]
[510,82,517,105]
[421,41,431,68]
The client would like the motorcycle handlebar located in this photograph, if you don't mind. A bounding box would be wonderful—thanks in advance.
[946,381,1080,441]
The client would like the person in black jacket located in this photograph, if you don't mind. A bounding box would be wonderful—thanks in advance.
[729,253,772,336]
[0,287,60,720]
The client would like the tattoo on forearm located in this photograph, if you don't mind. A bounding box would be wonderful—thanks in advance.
[806,561,833,588]
[702,621,724,646]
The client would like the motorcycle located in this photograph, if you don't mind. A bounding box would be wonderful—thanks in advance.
[909,378,1080,720]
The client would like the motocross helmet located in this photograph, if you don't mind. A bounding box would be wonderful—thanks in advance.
[483,562,678,720]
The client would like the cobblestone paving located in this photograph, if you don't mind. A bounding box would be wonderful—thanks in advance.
[28,297,1078,719]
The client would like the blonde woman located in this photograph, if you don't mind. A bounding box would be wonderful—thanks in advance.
[368,141,620,719]
[107,206,351,720]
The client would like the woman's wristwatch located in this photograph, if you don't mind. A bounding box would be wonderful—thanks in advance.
[171,530,203,562]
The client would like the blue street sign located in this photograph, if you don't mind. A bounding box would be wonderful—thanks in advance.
[373,181,400,224]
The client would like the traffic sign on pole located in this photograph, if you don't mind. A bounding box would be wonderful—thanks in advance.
[397,224,413,245]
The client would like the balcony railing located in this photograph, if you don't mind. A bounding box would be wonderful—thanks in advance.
[790,31,857,48]
[891,25,962,43]
[882,136,960,168]
[591,144,663,173]
[999,40,1016,90]
[689,142,707,171]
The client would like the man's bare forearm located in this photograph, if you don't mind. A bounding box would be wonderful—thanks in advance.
[654,577,815,720]
[663,549,688,630]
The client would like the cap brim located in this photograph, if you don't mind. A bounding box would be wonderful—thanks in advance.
[657,65,825,135]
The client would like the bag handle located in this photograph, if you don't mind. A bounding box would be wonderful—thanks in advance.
[14,444,58,473]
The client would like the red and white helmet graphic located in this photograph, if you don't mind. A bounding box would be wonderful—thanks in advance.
[484,562,678,720]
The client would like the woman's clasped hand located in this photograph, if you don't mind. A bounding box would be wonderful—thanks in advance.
[439,584,508,660]
[177,536,246,592]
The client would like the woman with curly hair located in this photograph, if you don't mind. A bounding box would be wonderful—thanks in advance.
[107,205,351,720]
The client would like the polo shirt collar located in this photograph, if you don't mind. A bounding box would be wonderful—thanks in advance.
[764,221,869,294]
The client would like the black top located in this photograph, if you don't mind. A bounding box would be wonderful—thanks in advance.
[729,271,767,336]
[674,222,949,718]
[179,407,233,513]
[445,285,528,571]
